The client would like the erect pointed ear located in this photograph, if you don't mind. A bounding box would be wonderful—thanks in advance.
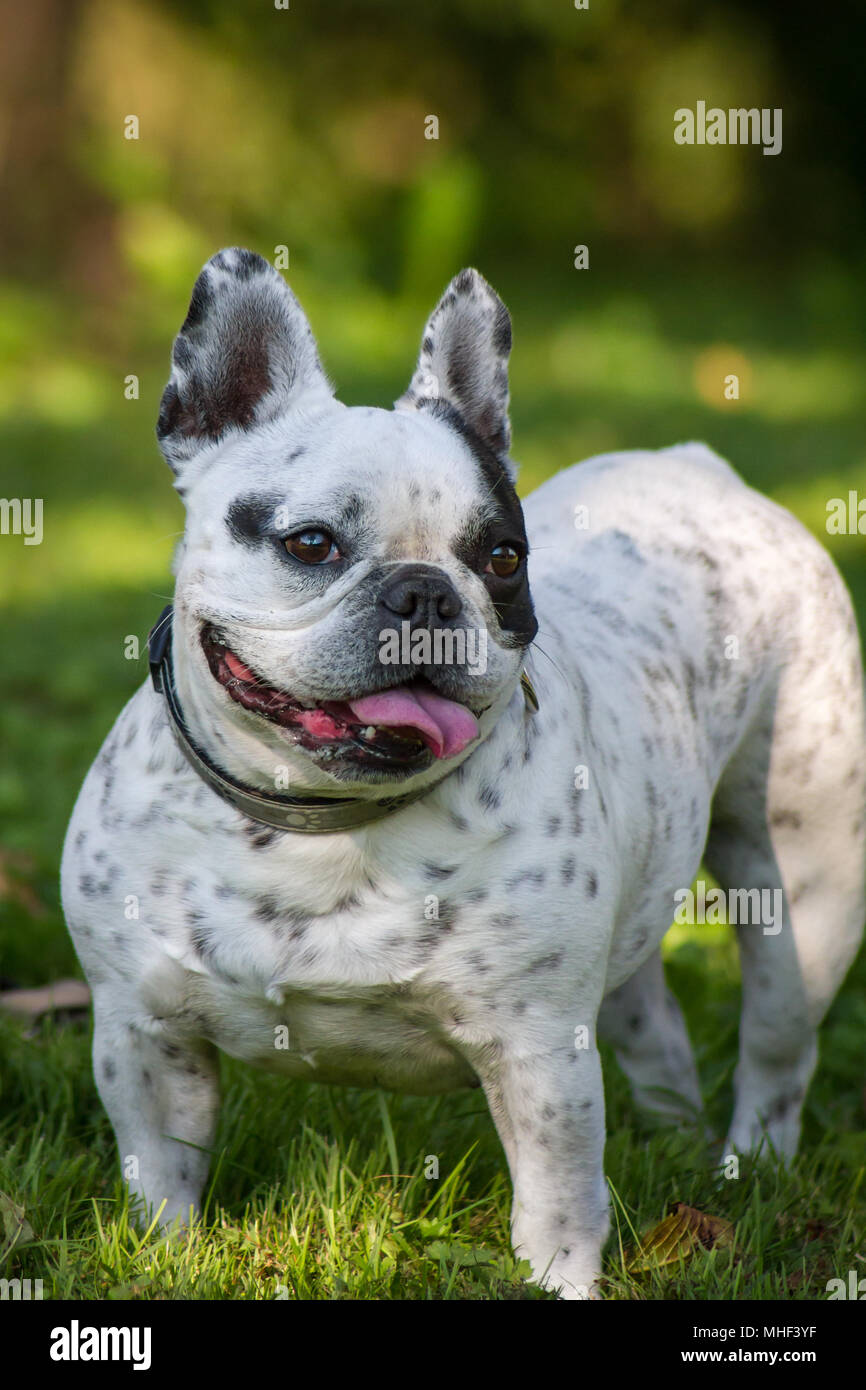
[396,268,513,462]
[156,248,332,474]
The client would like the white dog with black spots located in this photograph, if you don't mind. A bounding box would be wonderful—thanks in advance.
[62,249,866,1298]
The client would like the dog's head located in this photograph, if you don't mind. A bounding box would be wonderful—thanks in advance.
[158,248,537,796]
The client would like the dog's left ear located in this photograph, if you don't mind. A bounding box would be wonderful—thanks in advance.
[396,268,513,466]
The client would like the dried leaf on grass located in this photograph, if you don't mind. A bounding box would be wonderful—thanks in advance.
[627,1202,734,1273]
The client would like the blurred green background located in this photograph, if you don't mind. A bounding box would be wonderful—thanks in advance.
[1,0,865,977]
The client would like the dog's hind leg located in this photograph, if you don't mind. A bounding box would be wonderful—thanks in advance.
[598,950,703,1122]
[705,605,866,1158]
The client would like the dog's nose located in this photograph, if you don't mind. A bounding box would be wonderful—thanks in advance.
[380,565,463,624]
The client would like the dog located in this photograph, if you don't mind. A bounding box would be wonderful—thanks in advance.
[61,248,866,1298]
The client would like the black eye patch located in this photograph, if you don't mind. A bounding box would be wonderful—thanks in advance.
[226,491,370,549]
[225,493,286,546]
[451,516,536,649]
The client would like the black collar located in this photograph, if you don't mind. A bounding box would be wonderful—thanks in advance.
[147,604,538,835]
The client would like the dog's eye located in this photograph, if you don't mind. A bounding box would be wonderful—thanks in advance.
[284,529,340,564]
[486,543,522,579]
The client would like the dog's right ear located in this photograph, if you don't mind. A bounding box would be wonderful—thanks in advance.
[156,248,332,477]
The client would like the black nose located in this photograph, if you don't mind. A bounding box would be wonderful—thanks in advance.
[380,565,463,625]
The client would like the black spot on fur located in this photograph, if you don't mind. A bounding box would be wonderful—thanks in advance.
[219,247,263,279]
[226,492,285,546]
[191,924,216,962]
[172,336,194,370]
[424,863,457,881]
[434,902,457,933]
[180,273,213,332]
[243,823,282,849]
[464,951,491,974]
[507,867,545,890]
[528,950,565,972]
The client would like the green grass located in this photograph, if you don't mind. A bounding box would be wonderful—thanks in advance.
[2,959,865,1299]
[1,266,866,1299]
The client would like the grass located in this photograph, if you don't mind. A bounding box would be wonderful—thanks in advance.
[1,265,866,1299]
[2,966,865,1299]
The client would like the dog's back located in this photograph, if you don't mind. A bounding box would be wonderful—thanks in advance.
[524,442,866,1155]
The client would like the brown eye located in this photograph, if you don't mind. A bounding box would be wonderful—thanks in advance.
[284,529,339,564]
[486,543,522,579]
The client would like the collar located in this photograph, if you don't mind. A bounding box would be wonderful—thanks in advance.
[147,604,538,835]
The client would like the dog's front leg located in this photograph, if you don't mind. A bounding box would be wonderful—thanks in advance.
[91,987,220,1230]
[467,1023,609,1299]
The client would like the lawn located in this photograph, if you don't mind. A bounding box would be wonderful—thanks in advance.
[1,265,865,1299]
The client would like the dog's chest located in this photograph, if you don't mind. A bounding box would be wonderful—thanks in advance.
[142,820,492,1093]
[184,974,479,1093]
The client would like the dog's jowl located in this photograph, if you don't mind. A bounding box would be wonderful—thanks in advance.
[61,249,866,1299]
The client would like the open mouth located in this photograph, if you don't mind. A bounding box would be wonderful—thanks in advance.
[201,626,481,768]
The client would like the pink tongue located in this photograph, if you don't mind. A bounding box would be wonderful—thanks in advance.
[347,685,479,759]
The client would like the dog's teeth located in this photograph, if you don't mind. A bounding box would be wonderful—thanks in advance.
[363,726,377,740]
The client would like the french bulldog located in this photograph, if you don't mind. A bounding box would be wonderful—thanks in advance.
[61,248,866,1298]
